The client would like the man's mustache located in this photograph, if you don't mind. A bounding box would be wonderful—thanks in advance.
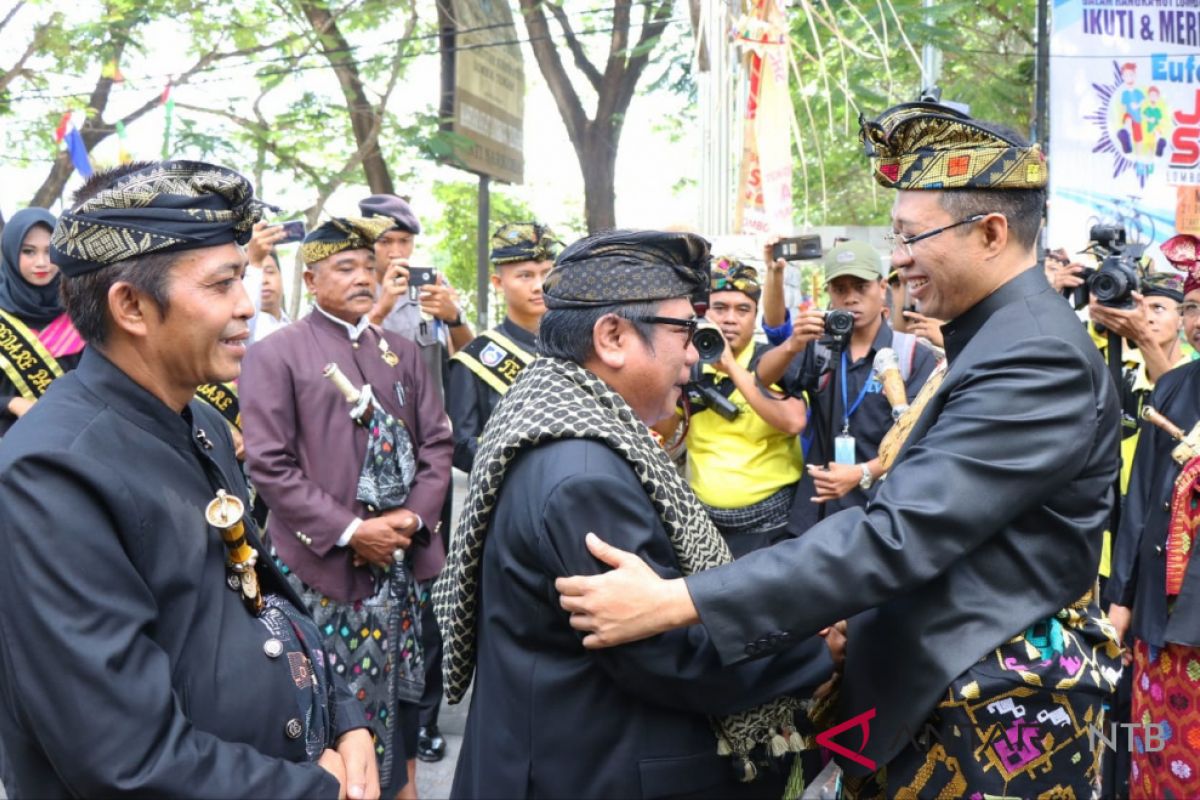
[349,290,375,300]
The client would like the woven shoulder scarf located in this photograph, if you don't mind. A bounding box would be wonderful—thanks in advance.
[433,356,804,779]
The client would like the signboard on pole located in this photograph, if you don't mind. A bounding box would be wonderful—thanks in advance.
[439,0,525,184]
[1048,0,1200,259]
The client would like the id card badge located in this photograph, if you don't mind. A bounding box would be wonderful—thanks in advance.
[834,434,857,465]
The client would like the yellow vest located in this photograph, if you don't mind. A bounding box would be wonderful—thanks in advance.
[684,343,803,508]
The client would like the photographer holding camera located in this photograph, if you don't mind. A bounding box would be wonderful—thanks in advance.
[653,257,807,557]
[757,240,938,531]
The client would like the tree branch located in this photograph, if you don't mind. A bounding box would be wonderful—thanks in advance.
[0,1,26,36]
[608,0,673,126]
[0,16,52,94]
[518,0,589,156]
[545,2,602,91]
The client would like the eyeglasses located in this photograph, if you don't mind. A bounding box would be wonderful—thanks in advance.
[636,315,699,336]
[1182,302,1200,319]
[884,213,992,258]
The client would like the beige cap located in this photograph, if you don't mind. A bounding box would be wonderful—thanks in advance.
[824,240,884,284]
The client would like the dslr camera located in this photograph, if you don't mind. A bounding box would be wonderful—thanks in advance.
[1062,224,1146,310]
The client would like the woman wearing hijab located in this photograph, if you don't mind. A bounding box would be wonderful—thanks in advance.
[0,207,85,436]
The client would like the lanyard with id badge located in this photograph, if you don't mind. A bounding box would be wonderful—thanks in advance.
[835,349,871,464]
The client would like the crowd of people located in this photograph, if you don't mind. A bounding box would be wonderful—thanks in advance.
[0,98,1199,800]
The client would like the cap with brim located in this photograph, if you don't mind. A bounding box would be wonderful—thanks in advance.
[824,241,884,284]
[358,194,420,235]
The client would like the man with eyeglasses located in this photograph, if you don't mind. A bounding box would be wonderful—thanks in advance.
[433,230,836,799]
[556,103,1124,798]
[756,240,938,532]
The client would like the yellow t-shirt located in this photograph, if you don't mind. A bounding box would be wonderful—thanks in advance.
[684,343,803,509]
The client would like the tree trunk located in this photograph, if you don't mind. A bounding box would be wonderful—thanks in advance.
[297,0,394,195]
[581,125,618,232]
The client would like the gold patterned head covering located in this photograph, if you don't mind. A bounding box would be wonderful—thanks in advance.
[543,229,710,310]
[859,102,1047,191]
[710,256,760,302]
[301,216,395,266]
[490,222,563,267]
[50,160,264,277]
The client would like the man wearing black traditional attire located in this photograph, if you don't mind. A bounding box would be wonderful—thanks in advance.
[434,229,836,799]
[446,222,560,472]
[1106,233,1200,799]
[558,104,1125,798]
[0,161,376,798]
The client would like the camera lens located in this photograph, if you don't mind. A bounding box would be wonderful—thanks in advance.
[824,309,855,337]
[1087,262,1136,307]
[692,325,726,364]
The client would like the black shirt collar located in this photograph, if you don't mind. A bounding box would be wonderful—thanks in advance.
[844,320,895,368]
[941,264,1047,363]
[74,347,201,452]
[499,316,538,352]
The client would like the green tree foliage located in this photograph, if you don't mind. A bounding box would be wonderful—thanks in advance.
[424,179,538,323]
[786,0,1036,225]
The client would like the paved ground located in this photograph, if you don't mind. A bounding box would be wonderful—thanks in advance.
[414,688,469,799]
[415,470,469,799]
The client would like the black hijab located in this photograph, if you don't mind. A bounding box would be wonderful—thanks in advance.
[0,207,60,327]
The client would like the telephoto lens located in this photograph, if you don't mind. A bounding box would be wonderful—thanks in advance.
[692,321,726,364]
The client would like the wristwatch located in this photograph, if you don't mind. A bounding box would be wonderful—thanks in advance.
[446,312,465,328]
[858,463,875,491]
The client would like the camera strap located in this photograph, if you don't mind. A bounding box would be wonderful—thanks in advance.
[839,349,872,434]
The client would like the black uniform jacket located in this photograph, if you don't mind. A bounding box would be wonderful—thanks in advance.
[452,438,834,800]
[0,348,365,798]
[446,317,537,473]
[1107,359,1200,647]
[686,266,1120,773]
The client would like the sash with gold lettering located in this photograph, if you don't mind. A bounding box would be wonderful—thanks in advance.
[195,381,241,430]
[451,329,534,395]
[0,309,64,401]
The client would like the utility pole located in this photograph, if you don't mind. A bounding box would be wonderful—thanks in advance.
[921,0,941,93]
[697,0,735,235]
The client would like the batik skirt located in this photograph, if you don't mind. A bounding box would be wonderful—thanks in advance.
[1130,639,1200,799]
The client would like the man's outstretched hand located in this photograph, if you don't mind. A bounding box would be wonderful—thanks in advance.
[556,533,700,648]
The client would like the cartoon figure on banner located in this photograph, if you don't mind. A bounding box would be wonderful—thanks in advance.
[1089,61,1174,187]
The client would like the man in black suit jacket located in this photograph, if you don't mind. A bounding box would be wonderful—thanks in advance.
[558,105,1125,797]
[435,229,836,799]
[0,161,376,798]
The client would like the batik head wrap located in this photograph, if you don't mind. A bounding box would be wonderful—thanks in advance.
[1141,271,1185,303]
[300,216,396,266]
[543,229,710,309]
[859,102,1047,191]
[50,161,264,277]
[710,256,761,302]
[0,207,60,327]
[490,222,562,267]
[1162,234,1200,296]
